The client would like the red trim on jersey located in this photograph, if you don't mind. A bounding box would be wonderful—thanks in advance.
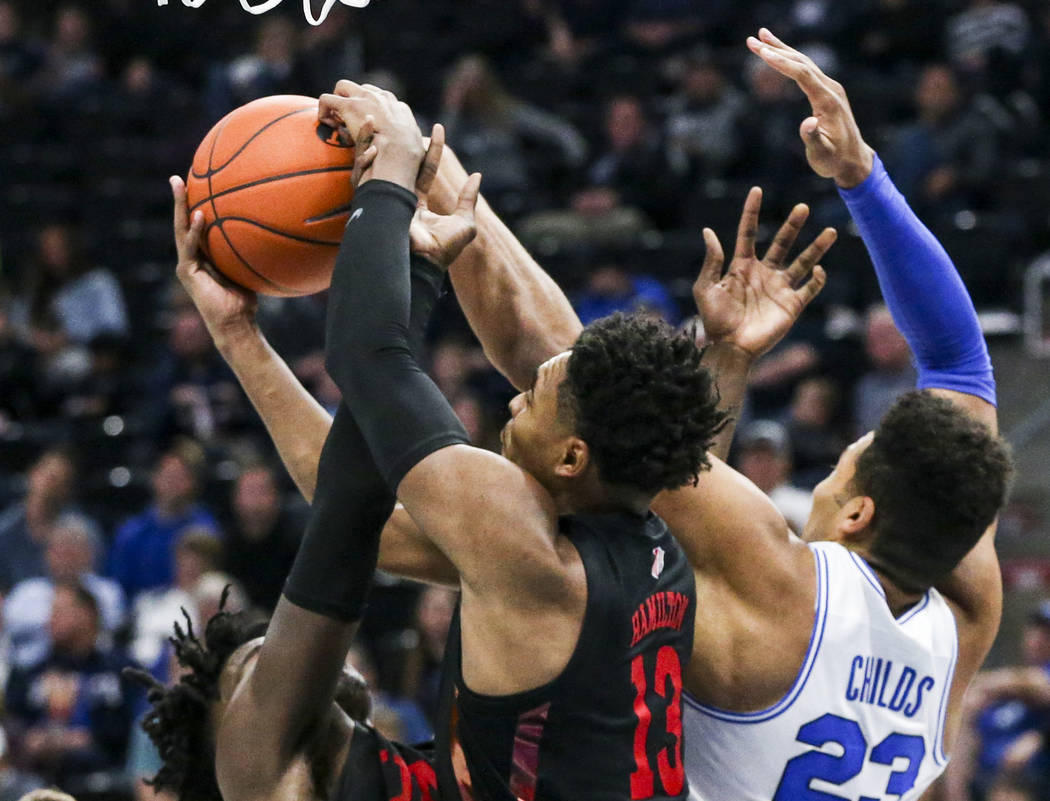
[509,702,550,801]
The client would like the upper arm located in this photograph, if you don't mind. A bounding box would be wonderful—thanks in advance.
[651,456,810,604]
[395,444,567,599]
[926,388,1002,637]
[378,503,459,586]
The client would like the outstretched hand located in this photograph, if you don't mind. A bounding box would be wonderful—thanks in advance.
[747,28,874,188]
[694,187,835,359]
[170,176,257,348]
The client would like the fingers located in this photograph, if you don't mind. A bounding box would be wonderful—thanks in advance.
[334,79,361,97]
[693,227,725,299]
[747,30,833,106]
[416,123,445,197]
[794,264,827,308]
[734,187,762,260]
[784,227,837,285]
[184,209,204,262]
[763,203,810,267]
[170,175,188,238]
[455,172,482,219]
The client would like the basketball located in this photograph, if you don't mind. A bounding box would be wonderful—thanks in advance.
[185,95,355,297]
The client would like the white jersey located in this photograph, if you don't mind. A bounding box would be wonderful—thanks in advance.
[684,541,959,801]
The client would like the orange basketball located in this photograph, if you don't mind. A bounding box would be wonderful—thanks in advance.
[186,95,355,297]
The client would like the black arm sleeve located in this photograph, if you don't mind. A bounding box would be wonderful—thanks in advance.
[325,179,468,490]
[282,231,450,621]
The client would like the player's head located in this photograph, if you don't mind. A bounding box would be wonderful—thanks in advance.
[804,391,1011,590]
[124,598,268,801]
[501,313,727,508]
[126,595,370,801]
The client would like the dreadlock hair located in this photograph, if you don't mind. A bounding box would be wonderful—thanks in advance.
[124,589,268,801]
[562,313,729,494]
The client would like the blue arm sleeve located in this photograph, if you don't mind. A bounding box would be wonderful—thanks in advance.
[838,154,996,405]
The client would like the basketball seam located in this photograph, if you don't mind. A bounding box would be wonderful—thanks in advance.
[205,113,294,295]
[211,216,343,246]
[187,166,354,215]
[192,105,316,179]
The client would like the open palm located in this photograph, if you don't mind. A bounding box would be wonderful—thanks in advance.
[694,187,835,358]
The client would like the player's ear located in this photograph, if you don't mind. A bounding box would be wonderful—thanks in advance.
[554,437,589,480]
[839,495,875,539]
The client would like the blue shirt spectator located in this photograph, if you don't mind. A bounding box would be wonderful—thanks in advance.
[4,583,137,787]
[574,266,678,325]
[107,442,219,600]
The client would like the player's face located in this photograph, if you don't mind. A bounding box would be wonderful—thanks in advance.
[501,352,574,484]
[802,431,874,542]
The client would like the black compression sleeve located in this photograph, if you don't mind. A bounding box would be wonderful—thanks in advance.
[283,403,393,621]
[282,238,449,621]
[325,180,468,490]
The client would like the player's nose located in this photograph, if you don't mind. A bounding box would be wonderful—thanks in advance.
[509,393,525,416]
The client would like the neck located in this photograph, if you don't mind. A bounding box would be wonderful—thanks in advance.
[856,550,927,617]
[554,479,651,517]
[157,498,192,520]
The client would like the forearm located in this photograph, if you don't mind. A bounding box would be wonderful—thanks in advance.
[839,154,995,404]
[430,146,582,390]
[700,342,754,461]
[217,328,330,501]
[329,180,467,489]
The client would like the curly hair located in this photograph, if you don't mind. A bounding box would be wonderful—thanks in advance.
[124,593,267,801]
[856,391,1013,590]
[563,313,728,494]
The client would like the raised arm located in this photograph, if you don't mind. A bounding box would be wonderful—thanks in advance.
[652,187,835,575]
[171,172,456,586]
[427,139,582,390]
[318,87,578,692]
[749,28,1001,635]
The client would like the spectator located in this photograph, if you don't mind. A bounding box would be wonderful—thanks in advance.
[440,54,587,216]
[520,95,678,245]
[0,727,42,801]
[4,582,136,788]
[987,776,1039,801]
[107,440,219,601]
[0,449,81,593]
[346,643,432,745]
[953,601,1050,800]
[573,263,678,325]
[401,586,458,725]
[222,465,302,612]
[783,376,847,489]
[853,304,916,436]
[887,63,999,215]
[0,1,44,112]
[204,16,299,121]
[4,513,125,670]
[151,308,245,441]
[35,5,104,102]
[665,48,750,181]
[734,420,812,534]
[947,0,1030,86]
[740,58,812,214]
[0,299,40,425]
[129,529,221,675]
[10,224,128,393]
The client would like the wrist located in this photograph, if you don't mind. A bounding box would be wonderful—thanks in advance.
[213,320,262,358]
[702,340,757,370]
[834,145,876,189]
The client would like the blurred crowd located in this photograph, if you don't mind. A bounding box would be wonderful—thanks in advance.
[1,1,1050,799]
